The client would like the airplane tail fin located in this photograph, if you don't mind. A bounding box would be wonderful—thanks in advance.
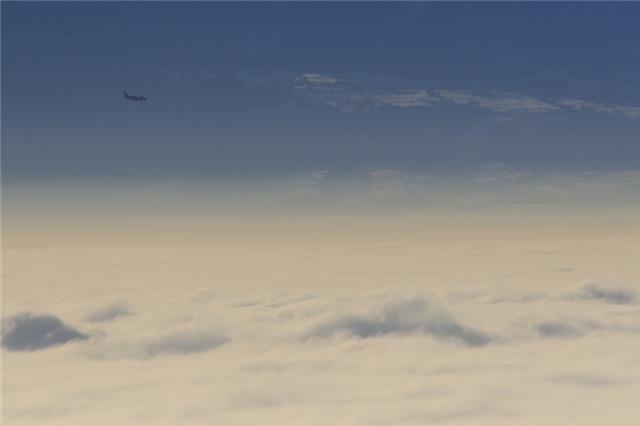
[123,91,128,97]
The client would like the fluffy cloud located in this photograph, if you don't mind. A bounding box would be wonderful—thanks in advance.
[85,302,133,323]
[82,326,228,360]
[1,313,88,351]
[307,297,492,346]
[580,284,638,305]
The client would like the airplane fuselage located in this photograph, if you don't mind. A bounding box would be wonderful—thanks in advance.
[123,91,147,102]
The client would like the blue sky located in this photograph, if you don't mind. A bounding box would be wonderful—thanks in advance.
[3,2,640,182]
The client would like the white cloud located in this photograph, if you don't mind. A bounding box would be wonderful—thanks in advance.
[556,98,615,114]
[617,106,640,119]
[372,90,434,108]
[556,98,640,120]
[438,90,559,113]
[85,302,133,323]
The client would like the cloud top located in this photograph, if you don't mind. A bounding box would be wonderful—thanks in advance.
[82,326,229,360]
[581,284,638,305]
[142,330,228,357]
[1,313,88,351]
[535,321,583,338]
[86,302,133,323]
[308,297,492,347]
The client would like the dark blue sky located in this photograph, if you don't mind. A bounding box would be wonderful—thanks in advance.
[3,2,640,182]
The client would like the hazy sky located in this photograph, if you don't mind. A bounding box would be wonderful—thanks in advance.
[2,3,639,426]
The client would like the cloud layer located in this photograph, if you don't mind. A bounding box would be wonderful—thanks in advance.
[2,277,638,425]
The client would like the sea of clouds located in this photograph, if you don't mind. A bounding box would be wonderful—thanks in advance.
[3,280,639,426]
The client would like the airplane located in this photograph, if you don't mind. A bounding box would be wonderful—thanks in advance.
[123,91,147,102]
